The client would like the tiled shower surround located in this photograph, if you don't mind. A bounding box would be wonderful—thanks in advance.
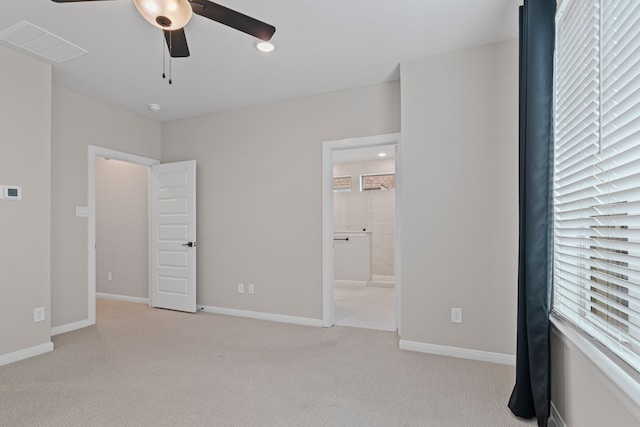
[333,159,395,278]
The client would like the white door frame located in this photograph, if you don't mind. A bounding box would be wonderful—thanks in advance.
[321,133,402,332]
[87,145,160,325]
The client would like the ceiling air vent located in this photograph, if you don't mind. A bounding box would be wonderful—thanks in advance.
[0,21,87,64]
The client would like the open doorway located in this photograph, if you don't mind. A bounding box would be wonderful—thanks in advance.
[87,146,159,325]
[322,133,401,332]
[95,157,150,306]
[333,145,396,330]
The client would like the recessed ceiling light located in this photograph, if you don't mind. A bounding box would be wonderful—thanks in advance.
[254,40,276,53]
[148,103,162,112]
[378,152,387,157]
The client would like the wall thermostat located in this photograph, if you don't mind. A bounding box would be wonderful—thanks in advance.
[0,186,22,200]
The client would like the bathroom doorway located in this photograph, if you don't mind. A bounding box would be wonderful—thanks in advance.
[322,133,401,332]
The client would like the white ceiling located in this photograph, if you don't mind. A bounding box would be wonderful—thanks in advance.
[1,1,519,122]
[333,144,396,164]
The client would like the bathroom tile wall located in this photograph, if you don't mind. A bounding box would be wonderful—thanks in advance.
[333,159,395,277]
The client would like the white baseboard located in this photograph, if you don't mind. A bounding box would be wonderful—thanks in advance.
[51,319,92,336]
[199,305,323,328]
[0,341,54,367]
[398,339,516,365]
[549,401,567,427]
[97,293,149,305]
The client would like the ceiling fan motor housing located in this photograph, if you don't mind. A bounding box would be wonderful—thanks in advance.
[156,16,172,28]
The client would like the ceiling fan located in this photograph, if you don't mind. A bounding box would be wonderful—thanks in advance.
[50,0,276,60]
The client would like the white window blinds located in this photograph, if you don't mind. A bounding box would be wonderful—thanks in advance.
[553,0,640,373]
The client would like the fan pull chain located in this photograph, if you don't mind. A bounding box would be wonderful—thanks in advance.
[162,32,166,80]
[168,30,173,85]
[160,30,174,85]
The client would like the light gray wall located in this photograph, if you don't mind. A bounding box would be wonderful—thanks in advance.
[551,328,639,426]
[51,86,161,328]
[0,45,52,356]
[333,159,395,277]
[96,158,149,299]
[399,40,519,355]
[398,39,638,425]
[5,35,632,425]
[162,81,401,318]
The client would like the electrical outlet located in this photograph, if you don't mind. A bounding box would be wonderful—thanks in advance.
[107,272,113,282]
[451,307,463,324]
[237,282,244,294]
[248,284,254,295]
[33,307,45,323]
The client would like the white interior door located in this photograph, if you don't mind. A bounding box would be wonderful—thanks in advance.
[150,160,196,313]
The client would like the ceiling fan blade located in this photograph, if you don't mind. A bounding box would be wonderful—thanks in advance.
[164,28,190,58]
[189,0,276,41]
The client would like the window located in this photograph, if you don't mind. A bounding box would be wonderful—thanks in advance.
[333,175,352,192]
[553,0,640,373]
[360,173,395,191]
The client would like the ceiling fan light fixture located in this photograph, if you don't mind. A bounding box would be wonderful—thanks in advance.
[133,0,193,30]
[254,40,276,53]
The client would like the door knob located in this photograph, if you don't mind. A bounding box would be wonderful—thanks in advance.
[182,242,196,247]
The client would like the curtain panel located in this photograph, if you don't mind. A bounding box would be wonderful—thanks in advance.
[508,1,556,426]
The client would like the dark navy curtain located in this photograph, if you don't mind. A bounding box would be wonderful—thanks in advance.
[508,1,556,426]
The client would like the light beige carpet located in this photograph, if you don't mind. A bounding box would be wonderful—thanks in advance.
[0,300,535,426]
